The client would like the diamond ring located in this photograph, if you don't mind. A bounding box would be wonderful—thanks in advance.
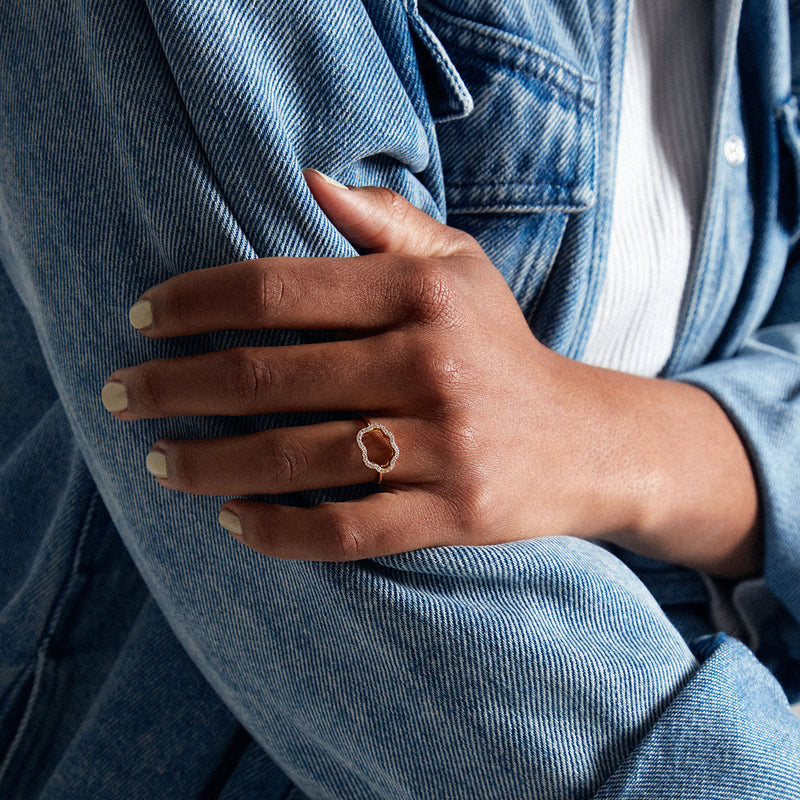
[356,421,399,484]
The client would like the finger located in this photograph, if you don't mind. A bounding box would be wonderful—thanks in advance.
[130,176,481,340]
[218,489,454,561]
[144,419,414,495]
[303,168,478,258]
[101,334,419,419]
[129,254,406,338]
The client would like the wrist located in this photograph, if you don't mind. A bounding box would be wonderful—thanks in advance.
[573,366,762,578]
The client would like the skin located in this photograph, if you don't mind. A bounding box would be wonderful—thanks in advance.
[103,169,761,577]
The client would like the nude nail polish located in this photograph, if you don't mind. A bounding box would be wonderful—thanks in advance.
[129,300,153,330]
[101,381,129,412]
[145,450,168,479]
[304,168,348,189]
[219,509,243,536]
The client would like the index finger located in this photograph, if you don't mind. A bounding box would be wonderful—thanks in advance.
[129,254,428,338]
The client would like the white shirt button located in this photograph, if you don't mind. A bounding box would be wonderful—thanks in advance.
[724,135,746,166]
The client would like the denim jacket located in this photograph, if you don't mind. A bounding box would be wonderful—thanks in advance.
[423,0,800,602]
[1,0,800,797]
[416,0,800,693]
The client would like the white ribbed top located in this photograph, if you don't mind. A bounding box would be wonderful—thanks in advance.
[582,0,713,377]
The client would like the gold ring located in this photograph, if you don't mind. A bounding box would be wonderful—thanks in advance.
[356,420,399,484]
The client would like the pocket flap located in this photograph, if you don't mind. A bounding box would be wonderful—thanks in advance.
[419,1,598,214]
[405,0,474,123]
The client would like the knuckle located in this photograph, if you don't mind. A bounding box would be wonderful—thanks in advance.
[436,418,481,477]
[264,436,310,490]
[428,418,498,536]
[442,417,481,459]
[229,349,273,408]
[458,486,497,536]
[374,186,408,218]
[405,261,460,327]
[253,266,285,323]
[447,469,497,537]
[441,226,479,257]
[349,187,407,247]
[430,352,472,395]
[250,264,298,323]
[324,508,365,561]
[408,342,472,408]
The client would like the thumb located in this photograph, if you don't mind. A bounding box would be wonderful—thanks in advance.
[303,168,469,258]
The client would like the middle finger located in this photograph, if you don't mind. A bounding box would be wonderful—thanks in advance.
[102,334,420,420]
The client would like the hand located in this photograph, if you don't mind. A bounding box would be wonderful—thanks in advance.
[103,169,761,576]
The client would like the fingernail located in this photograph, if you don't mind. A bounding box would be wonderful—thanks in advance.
[304,168,348,189]
[101,381,129,412]
[219,509,243,536]
[145,449,168,479]
[129,300,153,330]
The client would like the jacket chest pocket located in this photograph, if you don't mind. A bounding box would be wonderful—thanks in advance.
[416,0,598,214]
[410,0,599,311]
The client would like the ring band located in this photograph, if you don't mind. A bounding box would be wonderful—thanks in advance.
[356,420,399,484]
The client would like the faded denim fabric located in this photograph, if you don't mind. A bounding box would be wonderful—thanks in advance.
[1,1,799,799]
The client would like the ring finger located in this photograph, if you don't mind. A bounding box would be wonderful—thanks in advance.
[145,418,422,496]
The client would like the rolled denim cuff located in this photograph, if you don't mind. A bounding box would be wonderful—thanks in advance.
[676,325,800,625]
[591,635,800,799]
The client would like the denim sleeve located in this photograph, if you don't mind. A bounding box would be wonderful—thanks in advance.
[672,46,800,633]
[1,2,798,799]
[667,0,800,643]
[592,635,800,800]
[675,321,800,628]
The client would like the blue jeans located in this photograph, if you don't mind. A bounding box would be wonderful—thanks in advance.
[2,1,799,798]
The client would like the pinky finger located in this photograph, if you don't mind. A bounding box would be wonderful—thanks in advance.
[218,490,450,561]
